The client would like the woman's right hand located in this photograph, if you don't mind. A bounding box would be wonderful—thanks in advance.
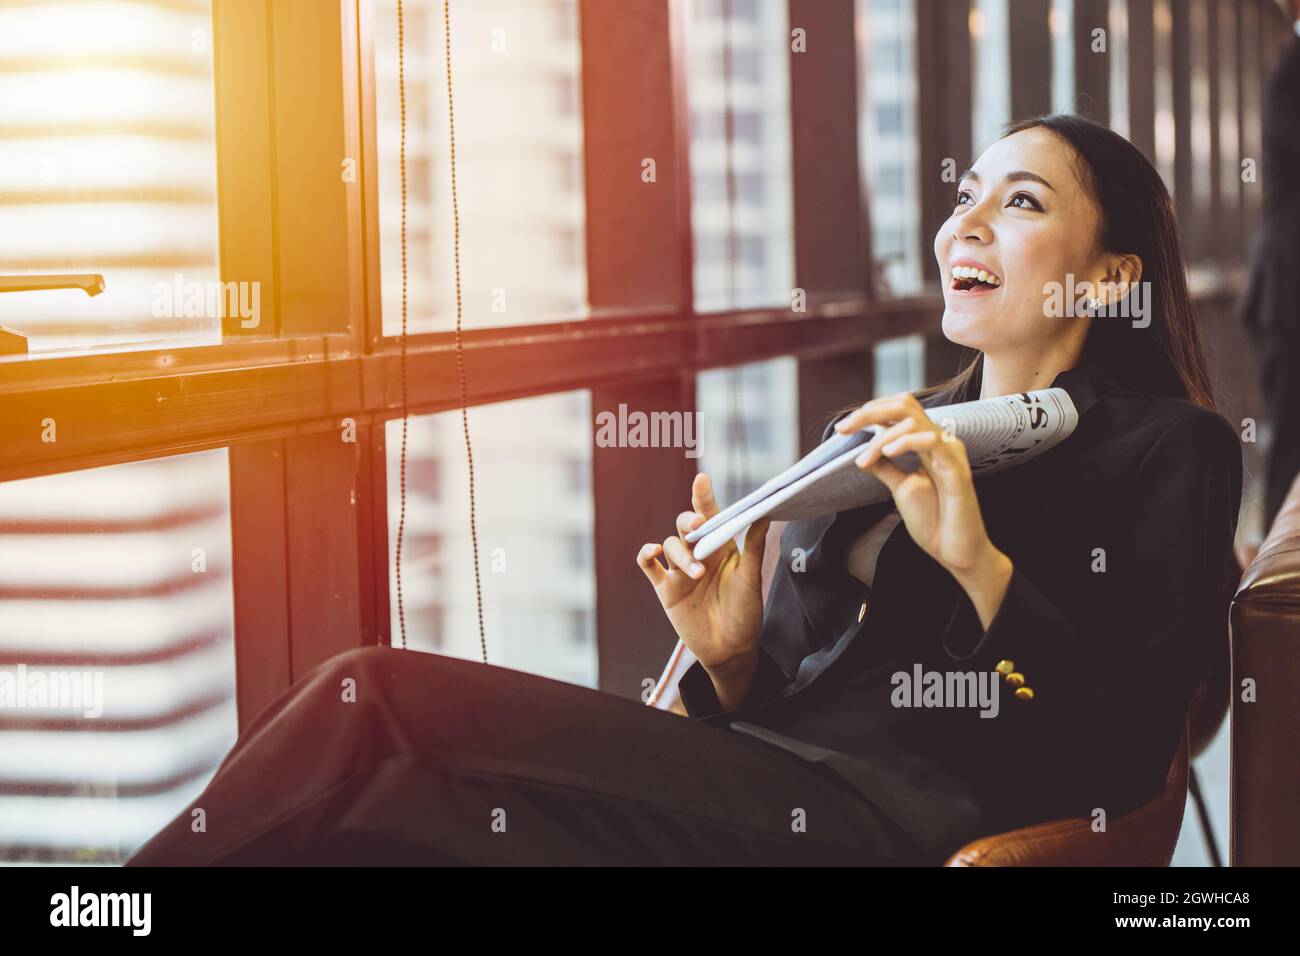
[636,473,770,676]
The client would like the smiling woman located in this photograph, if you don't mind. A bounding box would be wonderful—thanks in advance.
[927,113,1213,410]
[124,106,1243,866]
[638,111,1241,863]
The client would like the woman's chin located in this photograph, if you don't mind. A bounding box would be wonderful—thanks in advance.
[940,308,988,351]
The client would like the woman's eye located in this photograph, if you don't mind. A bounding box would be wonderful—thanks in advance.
[1008,192,1043,211]
[954,189,973,207]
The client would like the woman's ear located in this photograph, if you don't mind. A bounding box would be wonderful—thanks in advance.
[1102,252,1143,304]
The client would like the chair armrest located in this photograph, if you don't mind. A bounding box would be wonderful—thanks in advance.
[946,723,1191,867]
[1230,470,1300,865]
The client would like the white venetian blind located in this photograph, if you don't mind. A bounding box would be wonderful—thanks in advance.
[0,0,236,864]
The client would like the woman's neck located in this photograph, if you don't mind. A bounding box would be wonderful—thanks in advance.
[977,349,1082,400]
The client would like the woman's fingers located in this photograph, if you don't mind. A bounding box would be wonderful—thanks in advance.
[687,472,741,565]
[862,454,909,494]
[662,534,705,579]
[691,472,720,519]
[854,416,917,469]
[737,516,772,584]
[676,509,705,539]
[877,430,970,496]
[834,392,929,435]
[636,542,668,587]
[638,476,718,597]
[884,428,965,460]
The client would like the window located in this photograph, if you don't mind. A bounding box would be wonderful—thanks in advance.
[561,456,589,496]
[696,358,799,509]
[1213,0,1240,234]
[370,0,588,335]
[688,0,795,311]
[1109,0,1131,138]
[1152,0,1177,188]
[0,0,220,356]
[874,334,925,397]
[858,0,923,295]
[387,390,596,687]
[971,0,1012,155]
[1187,0,1214,256]
[876,102,905,135]
[0,450,236,863]
[566,608,593,649]
[1050,0,1076,113]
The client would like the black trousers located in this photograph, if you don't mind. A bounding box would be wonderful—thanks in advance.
[127,646,932,866]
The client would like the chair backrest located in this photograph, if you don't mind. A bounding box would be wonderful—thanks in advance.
[1230,471,1300,866]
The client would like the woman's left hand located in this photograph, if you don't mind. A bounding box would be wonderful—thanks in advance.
[835,392,1014,627]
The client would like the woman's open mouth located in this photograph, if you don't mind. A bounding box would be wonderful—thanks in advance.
[949,264,1003,295]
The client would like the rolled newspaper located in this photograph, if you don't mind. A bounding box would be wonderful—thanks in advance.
[684,387,1078,561]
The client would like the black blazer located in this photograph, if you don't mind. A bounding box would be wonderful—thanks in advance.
[679,359,1243,861]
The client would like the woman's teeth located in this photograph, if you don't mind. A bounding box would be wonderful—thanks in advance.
[952,266,1001,288]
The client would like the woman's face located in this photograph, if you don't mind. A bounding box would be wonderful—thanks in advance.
[934,127,1107,356]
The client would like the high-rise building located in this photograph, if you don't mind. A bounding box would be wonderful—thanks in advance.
[371,0,597,685]
[0,0,234,864]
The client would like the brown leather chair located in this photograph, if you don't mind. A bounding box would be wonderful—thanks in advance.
[647,519,1225,866]
[1230,471,1300,866]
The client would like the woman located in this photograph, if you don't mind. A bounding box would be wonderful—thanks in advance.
[129,115,1241,867]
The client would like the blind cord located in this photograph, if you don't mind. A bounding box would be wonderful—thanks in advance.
[395,0,487,662]
[395,0,410,649]
[442,0,488,663]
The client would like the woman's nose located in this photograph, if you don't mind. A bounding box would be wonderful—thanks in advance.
[951,207,992,245]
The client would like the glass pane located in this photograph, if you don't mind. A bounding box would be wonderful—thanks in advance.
[688,0,795,312]
[857,0,924,296]
[0,450,237,863]
[695,357,799,509]
[1152,0,1176,189]
[371,0,588,335]
[1050,0,1074,113]
[1213,0,1238,226]
[874,334,924,396]
[1187,0,1213,239]
[386,391,596,686]
[0,1,220,357]
[1108,0,1131,138]
[971,0,1011,155]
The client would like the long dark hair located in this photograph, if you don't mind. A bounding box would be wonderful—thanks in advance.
[868,114,1217,415]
